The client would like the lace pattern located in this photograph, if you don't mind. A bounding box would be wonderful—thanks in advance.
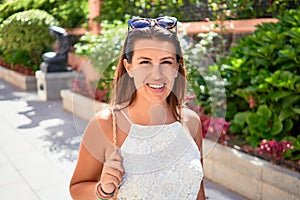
[118,122,203,199]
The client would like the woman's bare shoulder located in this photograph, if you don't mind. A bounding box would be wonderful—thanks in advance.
[182,107,201,138]
[81,107,115,162]
[182,107,200,123]
[93,107,114,139]
[95,107,113,122]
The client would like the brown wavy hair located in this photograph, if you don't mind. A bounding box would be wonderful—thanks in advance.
[110,26,186,121]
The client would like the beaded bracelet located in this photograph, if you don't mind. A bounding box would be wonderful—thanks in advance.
[95,182,115,200]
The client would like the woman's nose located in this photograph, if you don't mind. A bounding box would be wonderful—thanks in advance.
[151,64,163,79]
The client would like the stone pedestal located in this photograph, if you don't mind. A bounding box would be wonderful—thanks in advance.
[35,70,77,100]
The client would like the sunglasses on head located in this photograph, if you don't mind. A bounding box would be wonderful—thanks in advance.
[128,16,178,32]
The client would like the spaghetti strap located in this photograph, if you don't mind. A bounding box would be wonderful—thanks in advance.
[120,109,133,125]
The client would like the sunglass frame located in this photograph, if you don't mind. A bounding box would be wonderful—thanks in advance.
[128,16,178,33]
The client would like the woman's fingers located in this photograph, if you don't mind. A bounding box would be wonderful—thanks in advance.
[109,146,123,162]
[105,146,124,173]
[102,164,124,183]
[105,159,124,174]
[100,174,119,193]
[100,146,125,192]
[101,173,121,187]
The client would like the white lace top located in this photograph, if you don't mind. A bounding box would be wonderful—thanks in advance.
[117,110,203,199]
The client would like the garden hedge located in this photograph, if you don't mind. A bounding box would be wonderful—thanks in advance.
[0,9,58,70]
[0,0,88,28]
[217,7,300,161]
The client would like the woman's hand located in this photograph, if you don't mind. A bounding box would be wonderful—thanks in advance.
[100,146,125,194]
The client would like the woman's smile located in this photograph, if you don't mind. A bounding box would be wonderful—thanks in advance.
[146,82,166,93]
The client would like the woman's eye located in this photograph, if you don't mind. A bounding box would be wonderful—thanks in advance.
[140,61,151,65]
[162,61,173,65]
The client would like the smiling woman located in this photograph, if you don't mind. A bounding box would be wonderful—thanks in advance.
[123,39,179,106]
[70,17,206,200]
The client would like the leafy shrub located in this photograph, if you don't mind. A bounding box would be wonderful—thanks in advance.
[0,0,88,28]
[179,30,227,119]
[186,94,230,141]
[208,0,300,20]
[216,7,300,160]
[0,9,58,70]
[99,0,299,23]
[74,20,127,100]
[98,0,197,22]
[283,135,300,162]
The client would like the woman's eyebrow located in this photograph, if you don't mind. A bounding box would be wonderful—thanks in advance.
[137,56,151,60]
[161,57,175,61]
[136,56,175,61]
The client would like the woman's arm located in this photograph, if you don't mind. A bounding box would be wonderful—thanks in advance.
[70,110,124,199]
[183,108,206,200]
[194,122,206,200]
[70,143,103,200]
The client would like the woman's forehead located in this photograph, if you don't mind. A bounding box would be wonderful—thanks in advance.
[133,39,176,54]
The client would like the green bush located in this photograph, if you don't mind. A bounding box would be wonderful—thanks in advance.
[208,0,300,20]
[75,20,127,100]
[0,0,88,28]
[98,0,191,22]
[179,30,226,118]
[217,8,300,161]
[98,0,299,23]
[0,9,58,70]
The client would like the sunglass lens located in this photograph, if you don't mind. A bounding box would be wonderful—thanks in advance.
[157,18,176,29]
[131,20,150,29]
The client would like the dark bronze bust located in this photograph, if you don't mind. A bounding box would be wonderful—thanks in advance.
[40,26,71,73]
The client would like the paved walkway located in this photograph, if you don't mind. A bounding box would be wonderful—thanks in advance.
[0,79,247,200]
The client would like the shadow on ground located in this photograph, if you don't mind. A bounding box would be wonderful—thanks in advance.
[0,79,88,162]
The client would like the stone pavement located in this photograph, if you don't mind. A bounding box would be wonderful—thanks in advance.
[0,79,247,200]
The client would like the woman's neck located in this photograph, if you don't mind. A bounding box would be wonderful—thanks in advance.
[127,99,175,125]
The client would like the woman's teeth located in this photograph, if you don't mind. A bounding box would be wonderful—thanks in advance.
[148,83,165,89]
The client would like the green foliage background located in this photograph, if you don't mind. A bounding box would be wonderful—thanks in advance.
[0,9,58,69]
[98,0,300,22]
[0,0,88,28]
[216,7,300,161]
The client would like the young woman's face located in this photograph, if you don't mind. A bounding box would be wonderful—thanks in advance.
[124,39,180,104]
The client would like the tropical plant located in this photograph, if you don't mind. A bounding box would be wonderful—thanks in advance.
[215,7,300,161]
